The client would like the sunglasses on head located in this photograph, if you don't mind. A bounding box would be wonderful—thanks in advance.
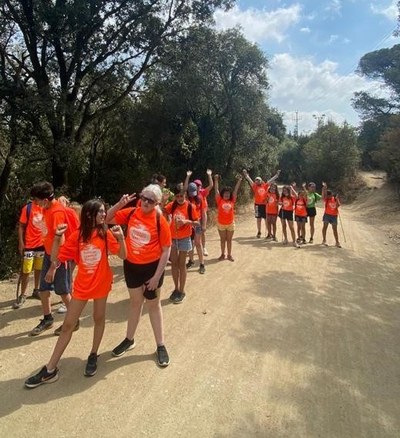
[140,195,156,205]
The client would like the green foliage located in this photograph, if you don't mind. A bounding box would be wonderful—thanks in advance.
[372,115,400,184]
[302,121,360,187]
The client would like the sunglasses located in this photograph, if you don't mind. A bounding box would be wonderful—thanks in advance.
[140,195,156,205]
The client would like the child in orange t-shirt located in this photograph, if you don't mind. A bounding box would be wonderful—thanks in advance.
[291,184,308,245]
[25,199,126,388]
[322,182,341,248]
[278,185,299,248]
[214,174,243,261]
[265,183,280,242]
[164,184,200,304]
[13,187,45,308]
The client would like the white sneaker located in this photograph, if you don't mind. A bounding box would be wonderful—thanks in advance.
[57,304,67,314]
[203,248,209,256]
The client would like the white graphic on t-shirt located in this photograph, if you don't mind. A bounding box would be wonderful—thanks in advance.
[257,188,266,196]
[174,212,186,228]
[80,244,102,274]
[222,202,232,212]
[129,221,151,248]
[32,212,47,235]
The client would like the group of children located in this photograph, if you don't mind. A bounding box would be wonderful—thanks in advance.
[15,170,341,388]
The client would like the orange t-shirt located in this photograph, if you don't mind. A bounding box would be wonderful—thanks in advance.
[266,192,279,215]
[251,182,269,205]
[42,200,67,254]
[325,197,339,216]
[216,194,236,225]
[295,198,307,217]
[280,195,296,212]
[58,229,120,300]
[114,207,171,264]
[164,201,199,239]
[19,203,45,249]
[199,188,210,211]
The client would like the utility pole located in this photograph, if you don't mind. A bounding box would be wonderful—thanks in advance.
[292,111,301,139]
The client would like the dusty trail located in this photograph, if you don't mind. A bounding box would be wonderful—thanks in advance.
[1,174,399,438]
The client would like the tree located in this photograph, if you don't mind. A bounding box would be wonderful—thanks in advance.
[302,121,360,187]
[0,0,234,190]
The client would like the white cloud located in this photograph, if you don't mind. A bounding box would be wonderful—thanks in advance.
[325,0,342,15]
[214,4,302,43]
[300,27,311,33]
[268,53,385,133]
[328,34,339,44]
[370,1,398,21]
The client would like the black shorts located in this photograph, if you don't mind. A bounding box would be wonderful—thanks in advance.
[307,207,317,217]
[254,204,266,219]
[295,215,308,223]
[278,209,293,221]
[123,259,165,289]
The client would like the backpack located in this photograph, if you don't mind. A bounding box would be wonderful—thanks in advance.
[26,201,32,222]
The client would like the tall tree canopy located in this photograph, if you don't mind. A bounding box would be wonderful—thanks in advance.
[0,0,233,190]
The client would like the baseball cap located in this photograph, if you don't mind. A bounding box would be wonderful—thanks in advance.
[194,179,202,186]
[255,177,262,183]
[188,182,198,196]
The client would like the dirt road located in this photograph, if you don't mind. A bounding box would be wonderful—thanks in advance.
[1,175,400,438]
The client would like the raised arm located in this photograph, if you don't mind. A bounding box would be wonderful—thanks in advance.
[204,169,214,192]
[242,169,254,186]
[183,170,192,192]
[322,182,328,200]
[290,182,298,197]
[266,169,281,184]
[233,175,243,198]
[109,225,127,260]
[106,193,136,224]
[214,174,220,200]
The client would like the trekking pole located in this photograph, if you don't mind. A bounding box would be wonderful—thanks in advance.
[12,258,24,309]
[338,211,347,243]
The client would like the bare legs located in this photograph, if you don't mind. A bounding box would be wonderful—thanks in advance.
[126,287,164,346]
[170,246,188,293]
[218,229,235,260]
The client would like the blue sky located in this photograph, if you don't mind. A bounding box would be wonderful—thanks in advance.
[214,0,398,133]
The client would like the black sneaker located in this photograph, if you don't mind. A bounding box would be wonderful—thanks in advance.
[171,291,186,304]
[54,319,80,336]
[84,353,98,377]
[112,338,135,357]
[199,264,205,274]
[156,345,170,367]
[256,231,261,238]
[309,237,313,243]
[30,318,54,336]
[186,260,195,269]
[25,366,59,388]
[169,290,179,302]
[30,289,41,300]
[12,295,26,309]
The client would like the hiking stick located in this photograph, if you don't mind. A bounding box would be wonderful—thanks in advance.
[14,258,23,303]
[338,211,347,243]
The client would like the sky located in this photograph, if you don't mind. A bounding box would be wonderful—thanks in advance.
[214,0,399,134]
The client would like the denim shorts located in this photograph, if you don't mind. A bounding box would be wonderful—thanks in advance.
[295,216,308,223]
[172,237,192,252]
[39,253,71,295]
[323,213,338,225]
